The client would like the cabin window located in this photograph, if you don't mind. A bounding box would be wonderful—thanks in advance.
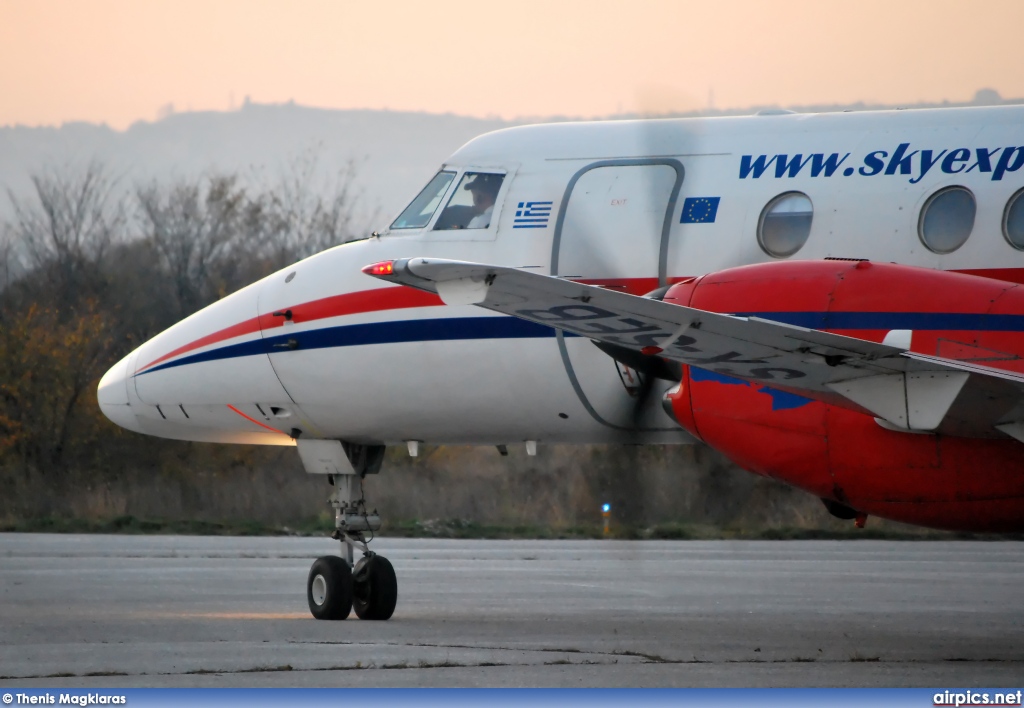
[434,172,505,230]
[390,171,456,229]
[757,192,813,258]
[1003,188,1024,250]
[918,186,976,254]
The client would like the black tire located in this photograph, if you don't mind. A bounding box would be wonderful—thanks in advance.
[307,556,353,620]
[352,555,398,620]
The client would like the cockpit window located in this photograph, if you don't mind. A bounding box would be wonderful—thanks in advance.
[434,172,504,230]
[390,171,456,229]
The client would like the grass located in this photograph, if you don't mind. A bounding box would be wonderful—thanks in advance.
[384,518,602,540]
[2,514,1016,539]
[0,515,289,536]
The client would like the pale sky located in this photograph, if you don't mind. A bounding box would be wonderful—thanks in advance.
[1,0,1022,129]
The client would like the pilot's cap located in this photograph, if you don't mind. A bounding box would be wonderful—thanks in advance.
[464,174,501,197]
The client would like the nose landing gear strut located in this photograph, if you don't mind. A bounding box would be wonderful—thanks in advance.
[299,440,397,621]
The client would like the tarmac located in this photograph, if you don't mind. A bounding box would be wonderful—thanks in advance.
[0,534,1022,687]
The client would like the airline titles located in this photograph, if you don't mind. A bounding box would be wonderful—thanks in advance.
[740,144,1024,183]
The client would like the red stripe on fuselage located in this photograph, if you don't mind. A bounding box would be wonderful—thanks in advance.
[137,317,263,374]
[135,268,1024,374]
[136,286,444,373]
[255,287,443,331]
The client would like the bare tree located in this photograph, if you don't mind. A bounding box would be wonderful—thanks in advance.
[252,148,375,268]
[137,174,246,316]
[0,300,115,474]
[5,161,124,303]
[0,224,21,293]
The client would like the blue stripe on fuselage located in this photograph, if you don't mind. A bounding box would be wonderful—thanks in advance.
[739,311,1024,331]
[136,310,1024,377]
[136,316,562,376]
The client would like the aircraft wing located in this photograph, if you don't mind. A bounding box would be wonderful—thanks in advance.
[367,258,1024,440]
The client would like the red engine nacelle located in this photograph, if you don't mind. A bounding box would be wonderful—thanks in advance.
[663,260,1024,533]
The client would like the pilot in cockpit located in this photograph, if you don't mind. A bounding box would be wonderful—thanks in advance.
[465,174,500,229]
[434,172,503,230]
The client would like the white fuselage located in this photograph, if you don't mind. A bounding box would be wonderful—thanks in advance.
[98,106,1024,448]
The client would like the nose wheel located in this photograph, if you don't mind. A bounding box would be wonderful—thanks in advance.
[307,556,353,620]
[352,554,398,620]
[304,450,398,621]
[306,551,397,620]
[297,440,397,620]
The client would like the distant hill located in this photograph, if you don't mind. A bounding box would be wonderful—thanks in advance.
[2,89,1020,230]
[0,103,521,231]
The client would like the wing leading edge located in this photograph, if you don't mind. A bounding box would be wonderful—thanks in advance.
[365,258,1024,440]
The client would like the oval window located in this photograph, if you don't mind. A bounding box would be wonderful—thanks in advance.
[758,192,813,257]
[918,186,976,254]
[1003,188,1024,250]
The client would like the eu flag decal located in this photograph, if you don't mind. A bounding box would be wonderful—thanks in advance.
[680,197,720,224]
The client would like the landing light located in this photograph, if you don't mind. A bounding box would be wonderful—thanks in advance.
[363,261,395,276]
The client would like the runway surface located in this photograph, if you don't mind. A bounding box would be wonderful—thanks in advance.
[0,534,1022,687]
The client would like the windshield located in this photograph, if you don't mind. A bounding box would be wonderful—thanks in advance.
[390,171,456,229]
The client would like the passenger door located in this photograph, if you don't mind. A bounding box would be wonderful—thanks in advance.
[551,159,684,431]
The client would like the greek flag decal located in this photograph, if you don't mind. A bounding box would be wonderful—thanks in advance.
[514,201,553,229]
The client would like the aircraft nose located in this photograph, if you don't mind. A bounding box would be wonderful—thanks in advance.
[97,352,141,433]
